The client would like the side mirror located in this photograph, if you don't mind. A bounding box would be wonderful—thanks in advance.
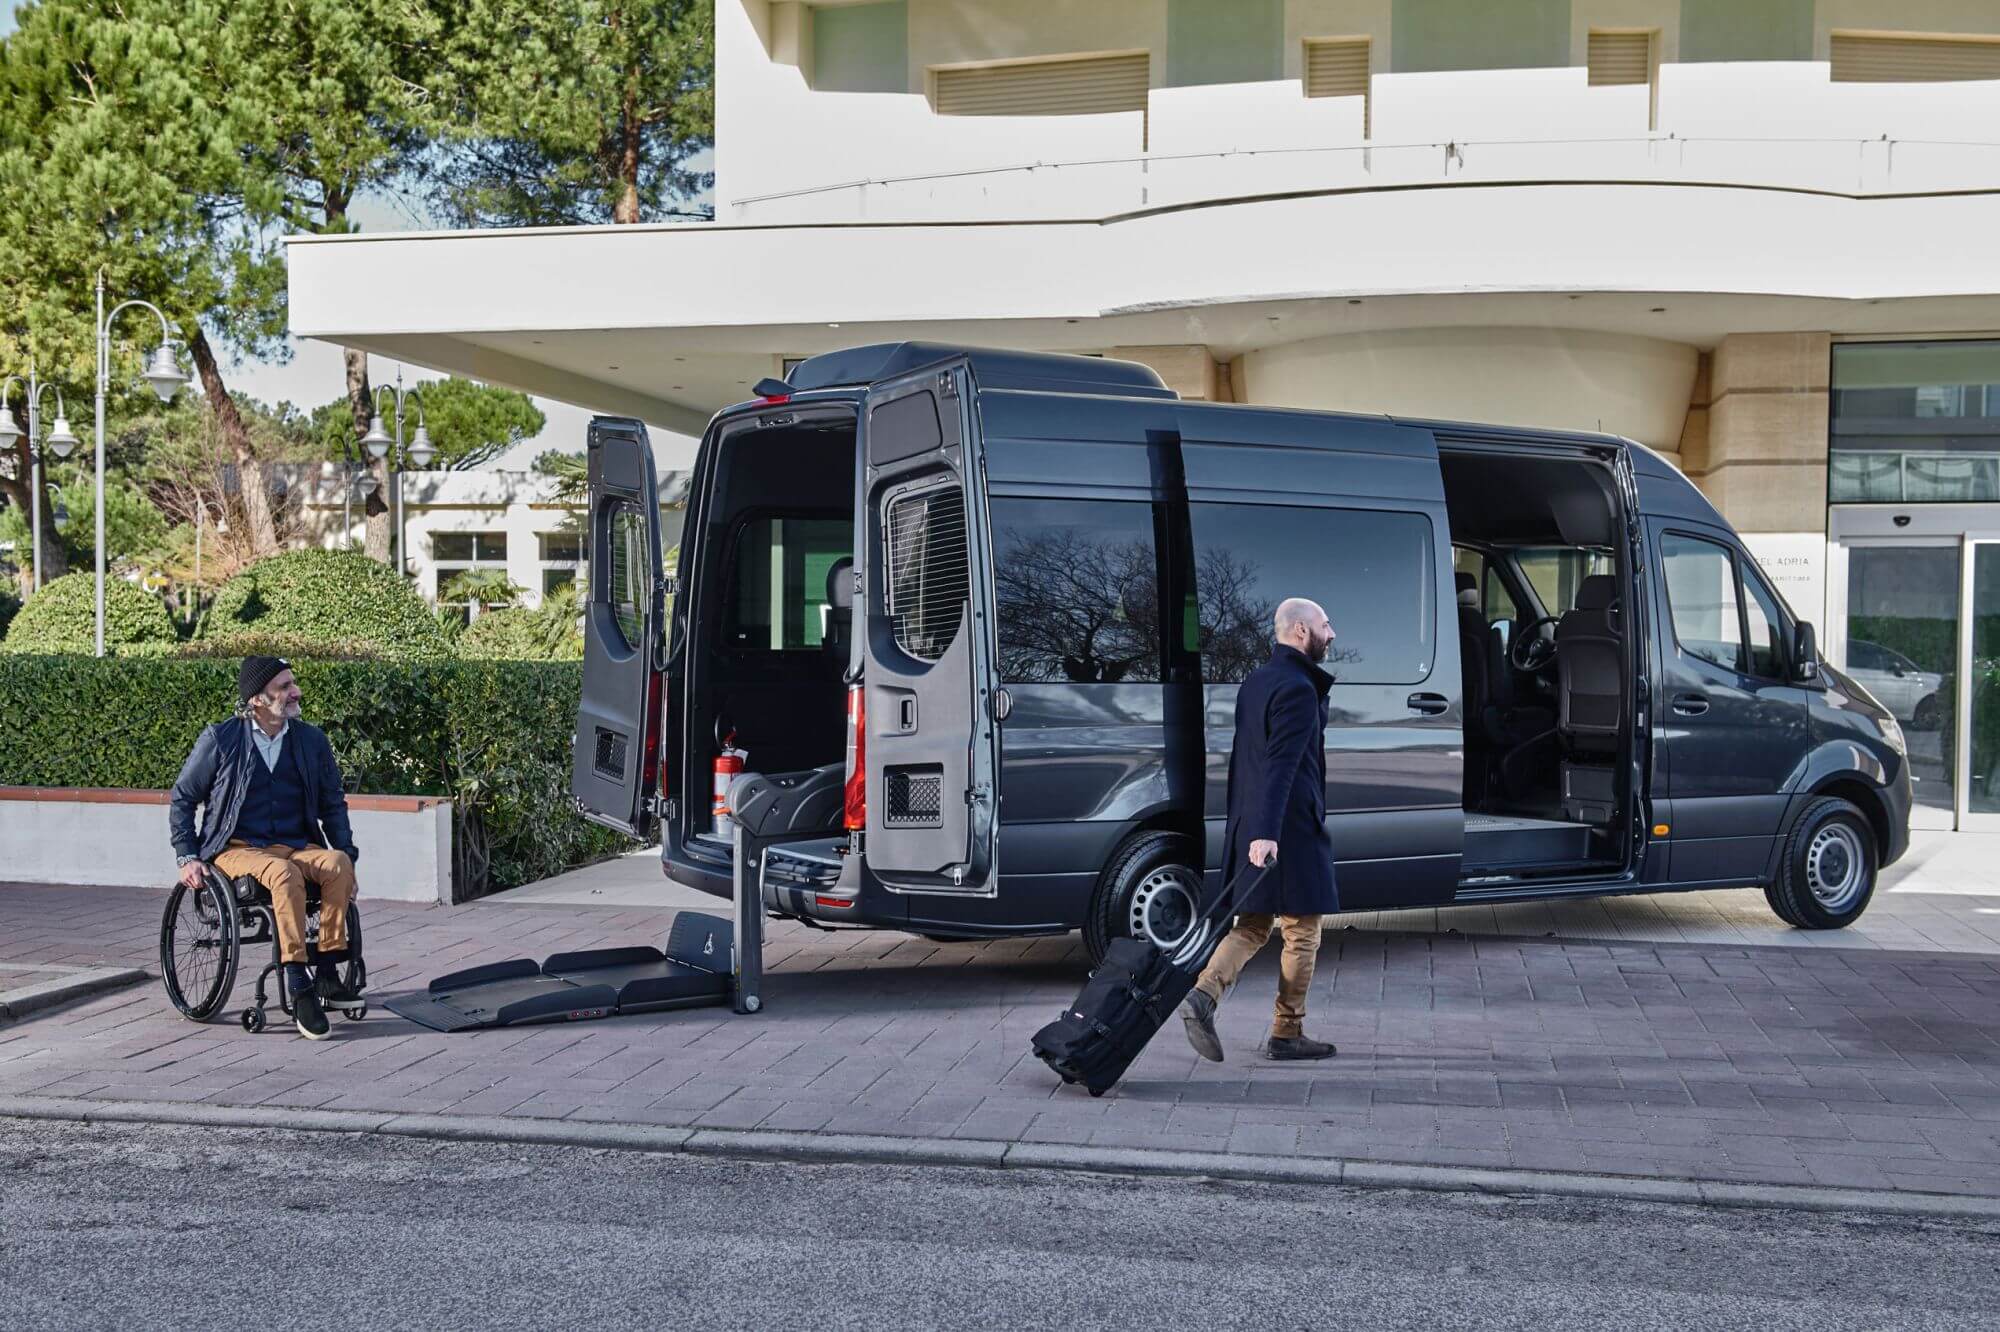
[1793,620,1821,683]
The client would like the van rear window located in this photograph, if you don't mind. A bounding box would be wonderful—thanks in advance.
[1189,504,1436,686]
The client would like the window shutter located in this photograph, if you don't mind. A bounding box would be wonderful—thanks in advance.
[1832,32,2000,83]
[1587,30,1652,86]
[933,52,1149,119]
[1303,37,1371,137]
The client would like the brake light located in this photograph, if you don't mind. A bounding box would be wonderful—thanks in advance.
[759,393,791,404]
[844,685,866,831]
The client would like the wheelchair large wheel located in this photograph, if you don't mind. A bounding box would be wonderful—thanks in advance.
[160,873,240,1022]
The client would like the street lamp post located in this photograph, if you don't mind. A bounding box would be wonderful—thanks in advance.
[360,368,434,579]
[94,270,190,656]
[0,371,81,591]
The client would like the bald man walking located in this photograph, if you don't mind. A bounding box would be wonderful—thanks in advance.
[1182,598,1339,1062]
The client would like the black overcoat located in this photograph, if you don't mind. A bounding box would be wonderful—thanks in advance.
[1222,643,1338,916]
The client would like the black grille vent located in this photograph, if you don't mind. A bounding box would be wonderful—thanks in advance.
[593,727,629,778]
[885,487,967,662]
[884,766,944,826]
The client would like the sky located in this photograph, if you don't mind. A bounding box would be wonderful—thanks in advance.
[1,3,705,471]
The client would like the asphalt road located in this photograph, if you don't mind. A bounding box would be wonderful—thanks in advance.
[3,1118,1998,1331]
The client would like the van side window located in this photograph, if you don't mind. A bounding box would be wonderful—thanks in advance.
[1662,534,1747,673]
[607,504,649,650]
[1743,569,1787,679]
[1190,504,1435,685]
[726,514,853,652]
[991,498,1161,683]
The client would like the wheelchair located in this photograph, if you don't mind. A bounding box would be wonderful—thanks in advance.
[159,863,368,1032]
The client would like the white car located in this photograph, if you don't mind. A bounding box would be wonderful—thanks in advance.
[1845,639,1943,729]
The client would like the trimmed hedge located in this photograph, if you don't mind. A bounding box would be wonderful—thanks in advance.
[203,549,450,660]
[3,571,177,653]
[0,654,631,895]
[457,607,583,661]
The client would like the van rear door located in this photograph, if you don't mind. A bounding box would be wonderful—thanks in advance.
[571,416,667,838]
[856,358,1001,894]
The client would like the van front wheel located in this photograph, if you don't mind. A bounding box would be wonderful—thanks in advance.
[1768,797,1878,930]
[1085,831,1203,965]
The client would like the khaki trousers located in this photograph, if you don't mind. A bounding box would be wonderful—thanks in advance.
[1194,913,1323,1039]
[211,841,355,964]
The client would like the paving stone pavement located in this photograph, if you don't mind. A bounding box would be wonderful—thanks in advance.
[4,880,2000,1199]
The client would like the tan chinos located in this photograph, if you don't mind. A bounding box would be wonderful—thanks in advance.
[1194,913,1323,1039]
[211,841,356,964]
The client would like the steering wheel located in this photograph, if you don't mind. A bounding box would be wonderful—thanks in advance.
[1509,615,1562,674]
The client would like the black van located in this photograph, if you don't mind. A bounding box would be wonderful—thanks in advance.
[571,343,1910,960]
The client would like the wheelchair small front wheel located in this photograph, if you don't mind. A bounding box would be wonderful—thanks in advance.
[161,874,240,1022]
[241,1007,267,1033]
[341,1002,367,1021]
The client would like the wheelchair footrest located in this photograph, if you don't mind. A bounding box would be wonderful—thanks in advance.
[382,912,735,1032]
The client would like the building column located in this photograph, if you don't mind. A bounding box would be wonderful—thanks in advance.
[1695,332,1833,626]
[1107,345,1225,401]
[1694,332,1830,534]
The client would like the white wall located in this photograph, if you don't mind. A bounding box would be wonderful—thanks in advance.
[0,794,453,904]
[720,0,2000,224]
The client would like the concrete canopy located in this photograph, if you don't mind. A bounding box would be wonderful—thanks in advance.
[287,179,2000,438]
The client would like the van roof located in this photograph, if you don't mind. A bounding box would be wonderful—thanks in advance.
[785,342,1176,399]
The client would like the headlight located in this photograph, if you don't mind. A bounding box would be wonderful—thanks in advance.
[1879,715,1907,757]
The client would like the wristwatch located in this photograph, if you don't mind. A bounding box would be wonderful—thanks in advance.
[175,854,202,867]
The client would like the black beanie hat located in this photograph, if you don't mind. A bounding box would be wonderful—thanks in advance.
[238,656,291,704]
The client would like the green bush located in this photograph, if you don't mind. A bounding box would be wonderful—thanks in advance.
[0,654,630,896]
[457,607,583,661]
[203,549,450,660]
[3,572,177,653]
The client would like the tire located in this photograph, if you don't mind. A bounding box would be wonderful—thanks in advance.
[1084,831,1203,965]
[1767,796,1878,930]
[1913,694,1940,732]
[306,901,366,994]
[160,874,241,1022]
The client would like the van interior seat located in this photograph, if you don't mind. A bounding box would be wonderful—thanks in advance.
[1557,574,1623,753]
[823,556,854,660]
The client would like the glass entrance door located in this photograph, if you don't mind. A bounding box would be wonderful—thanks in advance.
[1840,542,1960,828]
[1962,543,2000,829]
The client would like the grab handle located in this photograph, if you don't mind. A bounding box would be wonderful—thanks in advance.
[1406,692,1450,716]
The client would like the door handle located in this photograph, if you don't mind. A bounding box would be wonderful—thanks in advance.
[1671,693,1710,716]
[1406,692,1450,716]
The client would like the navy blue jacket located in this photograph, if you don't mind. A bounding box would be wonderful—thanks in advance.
[1223,643,1337,916]
[169,719,358,865]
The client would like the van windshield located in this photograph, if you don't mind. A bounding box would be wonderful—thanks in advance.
[725,514,852,652]
[1513,546,1616,617]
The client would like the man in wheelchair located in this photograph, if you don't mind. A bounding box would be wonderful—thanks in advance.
[169,656,363,1040]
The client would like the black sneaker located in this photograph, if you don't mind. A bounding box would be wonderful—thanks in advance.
[314,974,363,1007]
[1180,990,1224,1063]
[1266,1034,1336,1061]
[293,987,331,1040]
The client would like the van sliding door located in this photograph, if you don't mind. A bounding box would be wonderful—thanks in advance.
[571,416,667,838]
[858,358,1001,894]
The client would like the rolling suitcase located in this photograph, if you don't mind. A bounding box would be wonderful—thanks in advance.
[1032,863,1271,1096]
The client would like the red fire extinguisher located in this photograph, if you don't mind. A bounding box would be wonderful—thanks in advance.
[712,732,748,835]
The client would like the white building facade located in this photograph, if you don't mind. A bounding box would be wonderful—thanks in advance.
[290,0,2000,828]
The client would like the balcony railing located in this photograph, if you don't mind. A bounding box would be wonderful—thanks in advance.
[727,133,2000,224]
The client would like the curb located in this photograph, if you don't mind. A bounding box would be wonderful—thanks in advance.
[0,968,148,1026]
[4,1094,1998,1221]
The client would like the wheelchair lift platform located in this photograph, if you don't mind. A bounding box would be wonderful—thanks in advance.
[384,769,829,1032]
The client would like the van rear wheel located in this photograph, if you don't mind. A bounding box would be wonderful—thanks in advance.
[1086,831,1203,965]
[1768,797,1878,930]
